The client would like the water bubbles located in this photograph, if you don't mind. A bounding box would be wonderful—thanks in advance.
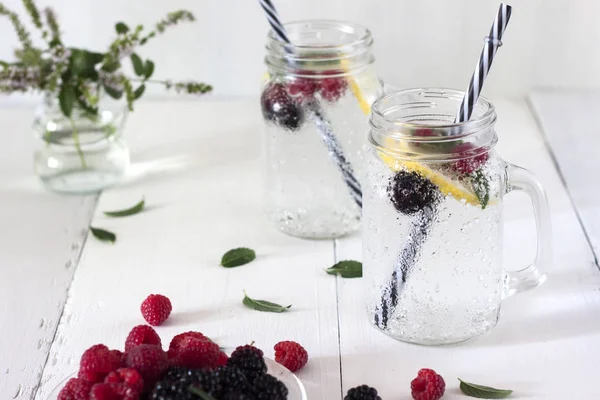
[474,217,480,224]
[478,275,484,281]
[12,384,22,399]
[38,318,45,329]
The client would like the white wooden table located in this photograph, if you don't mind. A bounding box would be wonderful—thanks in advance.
[1,94,599,400]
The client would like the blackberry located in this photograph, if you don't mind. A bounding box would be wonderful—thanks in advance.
[222,392,252,400]
[388,171,439,214]
[214,366,250,394]
[344,385,382,400]
[249,374,288,400]
[227,346,267,382]
[261,83,304,131]
[150,367,218,400]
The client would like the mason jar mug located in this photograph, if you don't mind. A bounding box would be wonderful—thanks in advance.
[261,20,383,239]
[363,88,552,345]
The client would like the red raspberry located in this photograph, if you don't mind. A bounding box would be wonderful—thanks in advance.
[140,294,172,326]
[104,368,144,395]
[216,350,229,366]
[124,325,162,351]
[169,336,221,369]
[79,345,122,383]
[57,378,93,400]
[124,344,168,389]
[167,331,209,358]
[109,350,124,366]
[318,76,348,102]
[89,383,119,400]
[451,143,489,175]
[274,341,309,372]
[411,368,445,400]
[287,77,318,100]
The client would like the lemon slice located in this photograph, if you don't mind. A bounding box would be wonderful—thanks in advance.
[340,59,371,116]
[377,151,483,207]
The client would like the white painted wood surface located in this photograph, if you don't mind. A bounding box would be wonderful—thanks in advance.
[0,107,97,399]
[529,90,600,265]
[1,98,597,399]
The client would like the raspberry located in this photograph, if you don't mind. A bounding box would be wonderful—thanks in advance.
[79,345,122,383]
[287,77,318,100]
[124,344,168,389]
[125,325,162,351]
[318,76,348,102]
[344,385,382,400]
[57,378,93,400]
[388,171,439,214]
[274,341,308,372]
[140,294,172,326]
[249,374,288,400]
[450,143,489,175]
[169,336,221,369]
[110,350,125,366]
[261,82,304,131]
[167,331,209,358]
[104,368,144,396]
[411,368,445,400]
[227,345,267,382]
[216,350,229,366]
[89,383,119,400]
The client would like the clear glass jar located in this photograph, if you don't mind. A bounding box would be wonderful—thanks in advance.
[364,88,552,345]
[261,20,383,239]
[33,94,129,194]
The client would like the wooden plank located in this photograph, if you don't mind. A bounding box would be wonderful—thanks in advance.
[530,89,600,266]
[335,99,600,399]
[35,100,342,400]
[0,107,97,399]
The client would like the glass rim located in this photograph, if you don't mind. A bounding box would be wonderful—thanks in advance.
[370,88,497,139]
[266,19,373,51]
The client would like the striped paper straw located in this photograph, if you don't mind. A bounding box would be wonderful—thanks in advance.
[455,3,512,123]
[376,4,513,330]
[257,0,363,208]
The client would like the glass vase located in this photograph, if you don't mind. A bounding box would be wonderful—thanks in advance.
[33,94,129,194]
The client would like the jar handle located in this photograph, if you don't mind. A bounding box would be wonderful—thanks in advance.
[504,163,552,297]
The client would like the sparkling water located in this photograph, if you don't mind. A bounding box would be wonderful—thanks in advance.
[363,151,505,345]
[263,70,381,238]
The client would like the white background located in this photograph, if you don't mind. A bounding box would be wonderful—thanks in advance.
[1,0,599,102]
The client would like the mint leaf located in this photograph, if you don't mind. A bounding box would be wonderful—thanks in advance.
[471,169,490,209]
[58,83,75,117]
[188,386,216,400]
[130,53,145,76]
[115,22,129,34]
[459,379,513,398]
[326,260,362,278]
[90,227,116,243]
[103,199,145,217]
[144,60,155,79]
[242,291,291,313]
[221,248,256,268]
[133,84,146,100]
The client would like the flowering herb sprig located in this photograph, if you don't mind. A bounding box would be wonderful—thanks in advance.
[0,1,211,119]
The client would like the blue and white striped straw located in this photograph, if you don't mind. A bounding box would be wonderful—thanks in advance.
[257,0,363,208]
[455,3,512,123]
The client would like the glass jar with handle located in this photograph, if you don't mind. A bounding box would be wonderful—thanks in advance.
[364,88,551,345]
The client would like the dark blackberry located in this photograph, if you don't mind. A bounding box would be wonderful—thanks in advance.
[388,171,439,214]
[214,366,250,394]
[221,392,252,400]
[261,83,304,131]
[344,385,382,400]
[227,346,267,382]
[150,367,217,400]
[249,374,288,400]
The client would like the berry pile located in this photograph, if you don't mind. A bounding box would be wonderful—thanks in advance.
[57,295,309,399]
[58,328,295,400]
